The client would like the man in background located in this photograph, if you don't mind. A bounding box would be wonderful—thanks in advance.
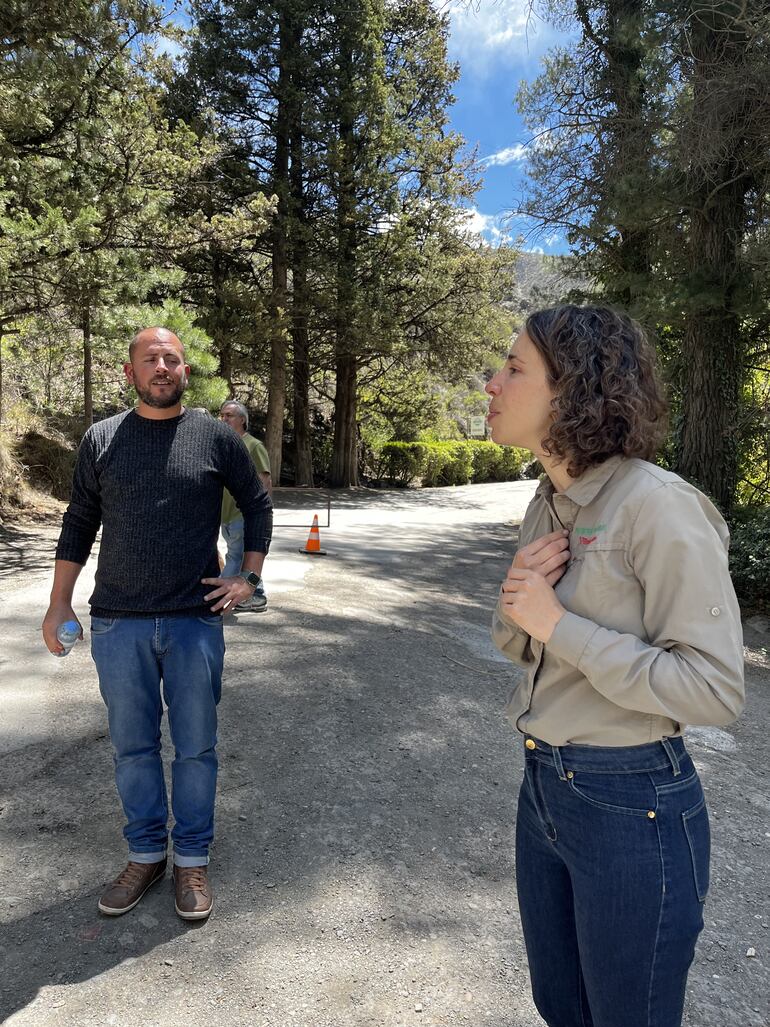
[219,400,272,612]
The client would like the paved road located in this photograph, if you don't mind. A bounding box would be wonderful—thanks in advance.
[0,482,767,1027]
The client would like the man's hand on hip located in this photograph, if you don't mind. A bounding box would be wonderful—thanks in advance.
[201,576,254,614]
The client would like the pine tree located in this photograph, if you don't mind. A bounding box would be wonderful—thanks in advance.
[517,0,770,510]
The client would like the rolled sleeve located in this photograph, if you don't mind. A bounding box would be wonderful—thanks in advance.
[547,483,745,727]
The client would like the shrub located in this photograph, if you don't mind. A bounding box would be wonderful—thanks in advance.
[0,431,26,517]
[372,440,527,488]
[467,440,502,483]
[380,442,428,486]
[729,505,770,615]
[498,447,527,481]
[421,442,473,486]
[15,429,77,501]
[465,441,527,483]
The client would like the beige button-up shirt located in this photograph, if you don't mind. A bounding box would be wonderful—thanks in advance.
[491,456,745,746]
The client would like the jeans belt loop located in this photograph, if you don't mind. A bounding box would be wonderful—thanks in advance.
[661,737,681,776]
[551,743,568,782]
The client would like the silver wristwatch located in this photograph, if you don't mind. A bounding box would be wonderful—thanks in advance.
[238,570,262,591]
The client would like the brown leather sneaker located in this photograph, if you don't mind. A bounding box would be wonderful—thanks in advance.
[98,858,167,916]
[173,865,213,920]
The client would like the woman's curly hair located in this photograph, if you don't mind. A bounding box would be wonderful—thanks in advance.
[525,305,668,479]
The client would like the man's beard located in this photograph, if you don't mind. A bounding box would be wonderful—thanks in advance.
[135,379,187,409]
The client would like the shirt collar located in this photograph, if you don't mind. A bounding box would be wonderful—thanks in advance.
[536,455,625,508]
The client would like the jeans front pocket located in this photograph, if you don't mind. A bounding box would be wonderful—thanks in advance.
[90,616,117,635]
[682,796,711,902]
[567,771,655,817]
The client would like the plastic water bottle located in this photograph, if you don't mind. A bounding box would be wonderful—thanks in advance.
[55,620,80,657]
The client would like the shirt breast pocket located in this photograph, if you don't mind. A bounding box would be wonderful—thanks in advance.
[557,543,642,630]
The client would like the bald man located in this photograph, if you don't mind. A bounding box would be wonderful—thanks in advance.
[42,328,273,922]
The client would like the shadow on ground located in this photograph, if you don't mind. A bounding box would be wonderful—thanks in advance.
[1,511,766,1026]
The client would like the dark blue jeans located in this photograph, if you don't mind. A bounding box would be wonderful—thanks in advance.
[91,615,225,867]
[516,735,709,1027]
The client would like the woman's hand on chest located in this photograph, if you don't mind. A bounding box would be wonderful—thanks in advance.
[512,528,571,585]
[500,569,566,643]
[499,529,570,642]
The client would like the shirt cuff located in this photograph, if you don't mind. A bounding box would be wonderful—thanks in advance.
[54,545,90,565]
[547,611,598,668]
[242,537,271,555]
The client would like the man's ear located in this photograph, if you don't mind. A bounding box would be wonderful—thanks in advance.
[123,362,134,385]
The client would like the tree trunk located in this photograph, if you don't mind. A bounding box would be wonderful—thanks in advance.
[0,328,4,425]
[218,338,233,394]
[263,12,291,482]
[292,262,313,485]
[675,11,749,513]
[82,298,93,431]
[289,38,313,487]
[330,25,359,488]
[577,0,652,312]
[211,256,234,394]
[677,176,745,511]
[331,353,358,487]
[604,0,652,311]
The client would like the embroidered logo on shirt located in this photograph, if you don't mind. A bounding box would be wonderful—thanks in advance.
[575,523,606,546]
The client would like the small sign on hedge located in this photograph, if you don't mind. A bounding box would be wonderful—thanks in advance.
[469,415,486,437]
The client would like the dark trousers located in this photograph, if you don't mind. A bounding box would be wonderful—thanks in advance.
[515,735,709,1027]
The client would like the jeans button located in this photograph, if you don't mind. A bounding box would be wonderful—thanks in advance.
[525,739,536,750]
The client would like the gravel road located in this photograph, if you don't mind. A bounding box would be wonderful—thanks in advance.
[0,482,767,1027]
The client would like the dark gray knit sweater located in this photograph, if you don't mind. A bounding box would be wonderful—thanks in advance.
[55,409,273,617]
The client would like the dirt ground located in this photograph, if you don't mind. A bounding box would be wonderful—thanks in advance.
[0,483,768,1027]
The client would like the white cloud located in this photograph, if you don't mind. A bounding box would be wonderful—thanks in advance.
[457,206,510,245]
[482,143,528,166]
[443,0,556,73]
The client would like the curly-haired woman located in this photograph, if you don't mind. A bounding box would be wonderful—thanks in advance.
[487,306,744,1027]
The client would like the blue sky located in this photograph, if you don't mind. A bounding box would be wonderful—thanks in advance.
[443,1,572,252]
[160,1,572,252]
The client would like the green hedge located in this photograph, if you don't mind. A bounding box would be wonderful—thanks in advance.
[729,505,770,615]
[379,441,429,486]
[378,441,526,487]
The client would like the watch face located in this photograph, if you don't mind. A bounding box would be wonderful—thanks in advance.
[242,571,260,587]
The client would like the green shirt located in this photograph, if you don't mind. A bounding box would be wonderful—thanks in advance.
[221,432,270,525]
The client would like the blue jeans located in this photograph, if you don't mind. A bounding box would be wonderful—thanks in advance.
[91,615,225,867]
[221,518,266,595]
[516,735,709,1027]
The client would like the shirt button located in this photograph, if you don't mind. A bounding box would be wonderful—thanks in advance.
[525,739,536,750]
[710,606,721,617]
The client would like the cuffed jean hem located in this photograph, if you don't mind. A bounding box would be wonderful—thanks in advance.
[128,850,167,865]
[173,853,210,868]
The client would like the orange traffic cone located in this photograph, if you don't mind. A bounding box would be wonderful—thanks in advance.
[299,514,327,555]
